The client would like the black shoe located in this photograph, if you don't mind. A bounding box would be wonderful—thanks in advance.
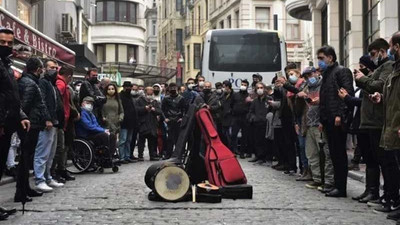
[367,196,386,207]
[0,207,17,215]
[138,157,144,161]
[325,188,347,198]
[27,189,43,197]
[0,212,8,220]
[125,159,136,163]
[54,175,66,184]
[373,202,392,213]
[245,153,252,158]
[318,184,335,193]
[283,170,296,175]
[305,181,323,189]
[359,192,379,203]
[59,170,75,181]
[352,190,368,201]
[239,153,245,159]
[14,195,32,203]
[120,160,129,164]
[5,166,17,178]
[150,157,160,161]
[274,165,286,171]
[388,209,400,221]
[248,158,259,163]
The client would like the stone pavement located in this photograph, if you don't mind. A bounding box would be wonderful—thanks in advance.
[0,157,394,225]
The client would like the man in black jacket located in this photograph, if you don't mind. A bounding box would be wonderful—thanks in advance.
[130,83,141,160]
[119,81,137,163]
[137,87,163,161]
[231,79,250,158]
[317,45,354,198]
[79,68,106,120]
[0,27,30,220]
[16,57,52,203]
[162,83,185,159]
[220,80,233,147]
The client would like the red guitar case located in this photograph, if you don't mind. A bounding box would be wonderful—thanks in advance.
[195,108,247,187]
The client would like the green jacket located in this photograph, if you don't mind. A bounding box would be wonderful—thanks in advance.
[380,60,400,150]
[356,59,394,129]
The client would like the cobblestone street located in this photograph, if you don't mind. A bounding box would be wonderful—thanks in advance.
[0,156,394,225]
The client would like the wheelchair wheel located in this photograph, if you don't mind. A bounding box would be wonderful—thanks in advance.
[112,166,119,173]
[66,139,94,174]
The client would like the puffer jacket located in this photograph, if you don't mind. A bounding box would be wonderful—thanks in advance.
[18,72,50,129]
[162,94,185,121]
[0,58,27,125]
[356,58,393,129]
[320,62,354,125]
[136,95,163,137]
[39,75,65,128]
[231,90,250,117]
[380,60,400,150]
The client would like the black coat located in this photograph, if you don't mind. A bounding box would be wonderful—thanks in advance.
[0,58,27,126]
[120,90,137,129]
[248,96,269,125]
[231,91,250,117]
[162,94,185,121]
[343,89,362,133]
[136,96,163,137]
[220,92,233,127]
[194,92,222,122]
[320,62,354,125]
[39,76,65,128]
[18,72,50,129]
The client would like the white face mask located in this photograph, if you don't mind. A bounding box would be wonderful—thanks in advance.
[240,85,247,91]
[198,81,205,87]
[83,103,93,112]
[188,84,195,90]
[256,89,264,96]
[131,90,138,96]
[147,95,154,100]
[216,89,223,94]
[138,90,144,96]
[75,85,81,92]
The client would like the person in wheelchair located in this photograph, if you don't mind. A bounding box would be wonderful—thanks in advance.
[75,96,117,157]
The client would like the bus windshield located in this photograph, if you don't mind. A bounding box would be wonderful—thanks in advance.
[209,32,282,72]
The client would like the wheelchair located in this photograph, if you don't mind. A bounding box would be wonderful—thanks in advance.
[66,138,119,174]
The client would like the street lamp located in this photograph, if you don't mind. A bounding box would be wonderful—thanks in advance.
[177,53,184,86]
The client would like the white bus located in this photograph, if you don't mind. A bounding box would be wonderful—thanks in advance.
[202,29,287,88]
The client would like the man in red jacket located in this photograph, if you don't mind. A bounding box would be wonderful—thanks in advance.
[53,66,75,182]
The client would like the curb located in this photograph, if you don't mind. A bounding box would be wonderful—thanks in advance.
[0,171,33,186]
[348,170,365,183]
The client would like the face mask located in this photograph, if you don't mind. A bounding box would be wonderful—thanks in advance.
[83,104,93,112]
[318,60,327,71]
[107,89,115,96]
[390,45,399,61]
[360,68,370,76]
[307,77,318,86]
[203,89,211,94]
[188,84,195,90]
[147,95,154,100]
[170,90,177,96]
[240,86,247,91]
[0,45,13,59]
[89,76,98,84]
[216,89,222,94]
[289,75,298,84]
[388,49,395,61]
[75,85,81,92]
[198,81,205,87]
[154,90,160,95]
[45,70,58,83]
[131,90,138,96]
[138,90,145,96]
[256,89,264,96]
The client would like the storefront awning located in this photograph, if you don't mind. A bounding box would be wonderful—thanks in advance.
[98,62,177,83]
[0,7,76,67]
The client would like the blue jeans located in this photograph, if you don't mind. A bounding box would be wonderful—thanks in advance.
[34,127,58,185]
[119,129,133,160]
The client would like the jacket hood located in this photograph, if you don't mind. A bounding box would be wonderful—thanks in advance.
[152,83,162,95]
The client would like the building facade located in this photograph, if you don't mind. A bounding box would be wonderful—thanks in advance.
[287,0,400,69]
[145,0,158,66]
[183,0,311,81]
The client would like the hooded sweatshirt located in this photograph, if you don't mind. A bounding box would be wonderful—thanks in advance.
[152,83,164,103]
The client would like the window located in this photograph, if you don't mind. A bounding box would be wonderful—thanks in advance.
[17,0,31,25]
[194,44,201,69]
[151,48,157,65]
[164,34,167,56]
[82,22,89,45]
[198,6,201,35]
[235,10,239,28]
[255,7,270,30]
[340,0,349,66]
[176,0,182,12]
[286,14,300,40]
[176,29,183,51]
[205,0,208,20]
[213,0,216,12]
[152,20,157,36]
[219,20,224,29]
[153,0,156,8]
[95,1,138,24]
[321,5,328,46]
[187,45,191,71]
[227,16,231,28]
[106,1,115,21]
[363,0,380,52]
[95,44,138,63]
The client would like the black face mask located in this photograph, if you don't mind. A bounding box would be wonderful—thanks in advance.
[154,90,160,95]
[89,76,98,84]
[0,45,12,59]
[170,90,177,96]
[203,89,211,95]
[45,70,58,83]
[360,68,370,76]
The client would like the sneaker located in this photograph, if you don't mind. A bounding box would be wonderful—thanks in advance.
[35,182,53,193]
[367,196,386,207]
[283,170,296,175]
[47,180,64,188]
[373,202,392,213]
[305,181,323,189]
[387,209,400,221]
[318,184,335,193]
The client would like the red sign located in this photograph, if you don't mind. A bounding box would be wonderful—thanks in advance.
[0,8,75,66]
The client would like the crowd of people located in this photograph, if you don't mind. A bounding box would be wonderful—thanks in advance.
[1,25,400,223]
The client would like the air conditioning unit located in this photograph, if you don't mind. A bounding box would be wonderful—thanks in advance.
[61,14,74,38]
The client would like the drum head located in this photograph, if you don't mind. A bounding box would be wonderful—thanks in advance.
[154,166,190,201]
